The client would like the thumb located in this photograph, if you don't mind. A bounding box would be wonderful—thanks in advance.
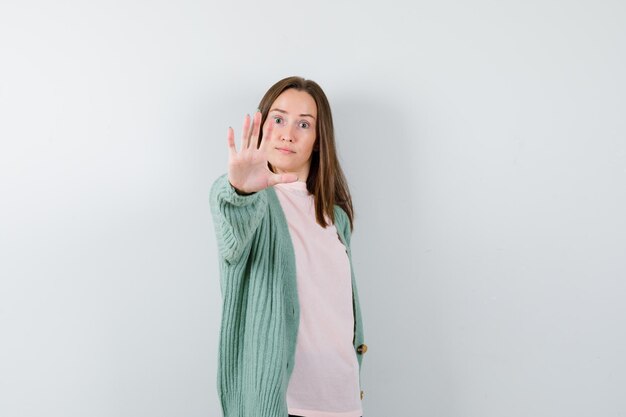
[268,173,299,186]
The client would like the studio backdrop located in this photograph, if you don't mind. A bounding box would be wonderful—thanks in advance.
[1,1,624,416]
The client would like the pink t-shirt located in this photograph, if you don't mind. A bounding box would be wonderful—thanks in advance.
[274,181,362,417]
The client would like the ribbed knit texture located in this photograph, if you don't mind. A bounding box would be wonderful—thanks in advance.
[209,173,365,417]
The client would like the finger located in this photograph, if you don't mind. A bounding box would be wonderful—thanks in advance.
[226,126,237,158]
[240,114,251,150]
[258,116,274,153]
[249,111,261,149]
[268,172,299,187]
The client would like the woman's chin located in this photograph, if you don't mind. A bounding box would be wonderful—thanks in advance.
[269,162,294,174]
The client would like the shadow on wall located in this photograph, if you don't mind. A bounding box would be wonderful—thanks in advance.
[332,92,423,404]
[333,93,418,269]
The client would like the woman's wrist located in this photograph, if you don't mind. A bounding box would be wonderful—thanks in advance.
[229,181,255,196]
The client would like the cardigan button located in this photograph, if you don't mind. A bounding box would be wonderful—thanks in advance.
[356,343,367,354]
[360,390,364,400]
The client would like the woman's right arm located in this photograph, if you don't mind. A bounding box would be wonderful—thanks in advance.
[209,173,267,265]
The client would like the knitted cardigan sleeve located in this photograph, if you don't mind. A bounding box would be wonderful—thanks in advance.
[209,173,268,265]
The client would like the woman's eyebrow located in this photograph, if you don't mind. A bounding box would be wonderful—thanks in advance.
[269,108,316,120]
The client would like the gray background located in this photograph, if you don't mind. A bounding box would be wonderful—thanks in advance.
[1,0,625,416]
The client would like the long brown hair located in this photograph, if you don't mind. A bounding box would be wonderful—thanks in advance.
[257,76,354,231]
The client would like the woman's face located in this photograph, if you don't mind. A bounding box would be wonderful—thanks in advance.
[262,89,317,180]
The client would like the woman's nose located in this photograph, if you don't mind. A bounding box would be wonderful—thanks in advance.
[281,124,296,142]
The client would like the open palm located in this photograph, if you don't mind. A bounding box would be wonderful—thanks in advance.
[227,111,298,194]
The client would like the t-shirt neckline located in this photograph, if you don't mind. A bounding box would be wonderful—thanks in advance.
[274,181,310,196]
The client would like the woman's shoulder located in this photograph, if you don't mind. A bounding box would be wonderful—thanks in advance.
[333,204,351,234]
[333,204,348,221]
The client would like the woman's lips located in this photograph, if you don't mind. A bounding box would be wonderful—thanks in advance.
[276,147,295,154]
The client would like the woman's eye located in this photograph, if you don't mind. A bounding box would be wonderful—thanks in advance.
[299,121,310,128]
[273,116,283,124]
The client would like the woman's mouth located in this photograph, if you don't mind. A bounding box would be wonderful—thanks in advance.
[276,147,295,154]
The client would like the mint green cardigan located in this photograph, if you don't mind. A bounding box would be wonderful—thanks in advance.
[209,173,365,417]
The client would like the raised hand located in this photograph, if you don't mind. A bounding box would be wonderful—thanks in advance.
[227,111,299,194]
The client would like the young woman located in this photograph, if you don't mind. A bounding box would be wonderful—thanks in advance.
[210,76,367,417]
